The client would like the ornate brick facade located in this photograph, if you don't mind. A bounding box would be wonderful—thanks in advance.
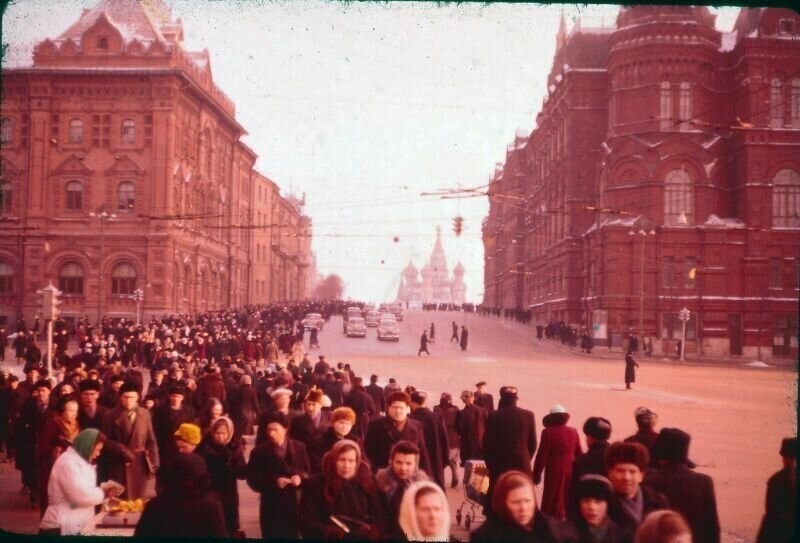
[483,7,800,360]
[0,0,312,328]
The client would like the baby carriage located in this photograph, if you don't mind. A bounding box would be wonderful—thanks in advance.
[455,459,489,530]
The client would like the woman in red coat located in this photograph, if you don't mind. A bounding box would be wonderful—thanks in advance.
[532,404,582,520]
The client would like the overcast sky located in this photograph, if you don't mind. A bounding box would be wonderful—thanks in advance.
[3,1,740,302]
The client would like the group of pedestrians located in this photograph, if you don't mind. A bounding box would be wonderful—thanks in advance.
[419,322,469,356]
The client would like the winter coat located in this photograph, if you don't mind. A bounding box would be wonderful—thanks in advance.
[364,416,431,474]
[409,407,450,489]
[14,398,49,480]
[433,403,460,448]
[78,405,108,431]
[100,406,160,500]
[230,384,260,437]
[365,383,386,414]
[345,386,378,438]
[195,373,227,411]
[39,447,105,535]
[623,430,659,467]
[533,412,583,520]
[198,438,248,536]
[471,509,565,543]
[375,467,429,540]
[756,466,796,543]
[320,426,364,458]
[299,473,386,540]
[289,411,332,474]
[483,404,537,481]
[624,354,638,384]
[37,417,79,517]
[608,486,670,537]
[568,441,609,517]
[475,392,495,413]
[644,463,720,543]
[152,404,195,468]
[563,518,626,543]
[455,403,487,463]
[246,438,310,540]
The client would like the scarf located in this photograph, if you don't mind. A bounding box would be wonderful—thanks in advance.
[73,428,100,461]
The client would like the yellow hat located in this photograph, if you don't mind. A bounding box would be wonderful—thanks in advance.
[173,423,202,446]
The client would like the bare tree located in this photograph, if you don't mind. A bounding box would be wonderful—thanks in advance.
[313,274,345,300]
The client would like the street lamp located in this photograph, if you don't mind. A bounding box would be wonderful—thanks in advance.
[628,227,656,355]
[678,307,691,361]
[89,209,116,326]
[131,288,144,325]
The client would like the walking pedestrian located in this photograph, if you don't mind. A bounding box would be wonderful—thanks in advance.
[563,474,624,543]
[625,351,639,390]
[450,321,459,342]
[460,326,469,351]
[418,331,430,356]
[433,392,460,488]
[474,381,495,413]
[533,404,582,520]
[429,323,435,343]
[756,437,796,543]
[409,390,450,490]
[624,407,660,467]
[454,390,486,463]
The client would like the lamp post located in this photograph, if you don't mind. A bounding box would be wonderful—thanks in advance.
[678,307,691,361]
[89,209,116,326]
[628,227,656,355]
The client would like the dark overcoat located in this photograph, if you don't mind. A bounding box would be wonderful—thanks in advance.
[609,485,670,537]
[365,383,386,414]
[364,416,431,474]
[101,405,160,500]
[756,466,796,543]
[230,384,260,437]
[475,392,495,412]
[345,386,378,438]
[433,403,460,448]
[288,410,332,474]
[299,473,386,540]
[532,412,582,520]
[198,438,248,536]
[410,407,450,489]
[245,438,310,540]
[483,404,537,479]
[135,490,227,538]
[78,404,108,430]
[454,403,487,463]
[568,440,609,517]
[624,353,638,384]
[471,509,565,543]
[152,404,195,467]
[644,464,720,543]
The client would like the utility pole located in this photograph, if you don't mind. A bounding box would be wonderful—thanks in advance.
[628,227,655,354]
[89,209,115,326]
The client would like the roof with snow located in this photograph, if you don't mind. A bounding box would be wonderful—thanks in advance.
[55,0,170,47]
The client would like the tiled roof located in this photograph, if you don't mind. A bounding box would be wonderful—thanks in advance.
[55,0,167,46]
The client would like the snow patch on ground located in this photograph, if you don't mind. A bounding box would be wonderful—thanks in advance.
[744,361,769,368]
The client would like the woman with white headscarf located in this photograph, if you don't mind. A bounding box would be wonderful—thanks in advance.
[397,480,450,542]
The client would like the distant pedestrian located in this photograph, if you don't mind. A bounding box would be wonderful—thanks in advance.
[459,326,469,351]
[418,331,430,356]
[625,352,639,390]
[429,323,435,343]
[308,327,319,350]
[450,322,459,342]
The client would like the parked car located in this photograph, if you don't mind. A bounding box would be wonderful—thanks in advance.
[345,317,367,338]
[377,318,400,341]
[365,310,381,327]
[302,313,324,331]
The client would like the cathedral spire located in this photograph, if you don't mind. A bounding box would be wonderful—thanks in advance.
[556,11,568,50]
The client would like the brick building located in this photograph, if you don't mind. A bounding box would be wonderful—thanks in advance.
[0,0,312,329]
[483,6,800,361]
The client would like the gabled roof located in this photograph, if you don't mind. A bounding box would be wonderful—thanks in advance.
[54,0,168,47]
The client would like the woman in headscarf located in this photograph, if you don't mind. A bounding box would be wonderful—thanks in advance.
[198,416,247,537]
[471,470,563,543]
[397,480,451,542]
[634,510,692,543]
[39,429,120,535]
[37,394,80,518]
[300,439,385,540]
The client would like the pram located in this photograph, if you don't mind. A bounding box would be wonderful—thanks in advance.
[455,459,489,530]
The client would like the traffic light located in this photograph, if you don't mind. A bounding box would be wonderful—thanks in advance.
[38,284,62,320]
[452,216,464,237]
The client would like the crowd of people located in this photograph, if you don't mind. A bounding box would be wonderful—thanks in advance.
[0,301,795,542]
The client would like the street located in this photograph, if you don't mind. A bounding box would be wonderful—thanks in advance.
[0,309,794,542]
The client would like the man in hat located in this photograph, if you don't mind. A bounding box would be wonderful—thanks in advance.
[756,437,797,543]
[195,363,227,412]
[364,391,431,474]
[450,321,459,342]
[624,351,639,390]
[256,388,294,445]
[605,441,669,537]
[454,390,487,464]
[533,405,583,520]
[409,390,450,489]
[14,379,52,505]
[482,385,537,501]
[288,388,330,474]
[418,330,430,356]
[152,384,196,468]
[344,376,378,439]
[459,325,469,351]
[77,379,108,430]
[246,411,310,540]
[101,382,159,500]
[433,392,461,488]
[644,428,720,543]
[474,381,494,413]
[365,374,386,416]
[313,355,329,375]
[624,407,659,467]
[568,416,613,516]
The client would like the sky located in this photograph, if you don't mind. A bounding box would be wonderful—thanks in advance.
[2,1,741,302]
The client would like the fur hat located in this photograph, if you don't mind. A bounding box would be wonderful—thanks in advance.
[169,384,187,396]
[583,416,612,441]
[604,441,649,472]
[780,437,797,458]
[653,428,694,466]
[304,388,324,404]
[78,379,102,392]
[386,391,411,406]
[263,411,290,429]
[331,406,357,425]
[499,386,518,399]
[33,379,52,391]
[475,381,487,387]
[173,423,202,446]
[575,474,614,503]
[119,381,139,395]
[410,390,428,405]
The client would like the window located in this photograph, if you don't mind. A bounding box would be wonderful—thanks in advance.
[69,118,83,144]
[684,257,697,288]
[121,119,136,144]
[118,182,135,211]
[59,262,84,295]
[679,82,692,131]
[97,36,108,50]
[65,181,83,211]
[662,257,675,288]
[111,263,136,295]
[769,258,783,289]
[0,117,12,145]
[660,81,672,130]
[0,262,12,294]
[0,181,11,214]
[661,312,697,340]
[771,78,784,128]
[772,169,800,227]
[664,169,693,225]
[791,79,800,128]
[779,19,796,35]
[91,115,110,147]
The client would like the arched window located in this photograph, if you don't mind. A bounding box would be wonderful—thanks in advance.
[0,117,13,145]
[0,261,12,294]
[59,262,84,294]
[664,169,693,225]
[118,182,135,211]
[772,169,800,228]
[659,81,672,130]
[121,119,136,144]
[65,181,83,211]
[111,263,136,295]
[771,78,784,128]
[0,181,11,214]
[679,82,692,131]
[69,118,83,144]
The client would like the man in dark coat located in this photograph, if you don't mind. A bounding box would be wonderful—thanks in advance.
[365,374,386,415]
[246,411,310,540]
[433,392,461,487]
[454,390,486,464]
[77,379,108,430]
[450,321,459,342]
[98,375,124,410]
[152,384,196,469]
[101,382,160,500]
[418,331,430,356]
[14,379,51,506]
[364,391,431,474]
[409,391,450,489]
[644,428,720,543]
[195,365,227,411]
[482,386,536,499]
[288,388,330,474]
[624,351,639,389]
[474,381,495,412]
[756,437,797,543]
[623,406,660,467]
[459,326,469,351]
[568,416,612,517]
[344,377,378,438]
[606,442,669,539]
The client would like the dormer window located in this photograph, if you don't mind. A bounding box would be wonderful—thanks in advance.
[778,19,795,35]
[97,36,108,51]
